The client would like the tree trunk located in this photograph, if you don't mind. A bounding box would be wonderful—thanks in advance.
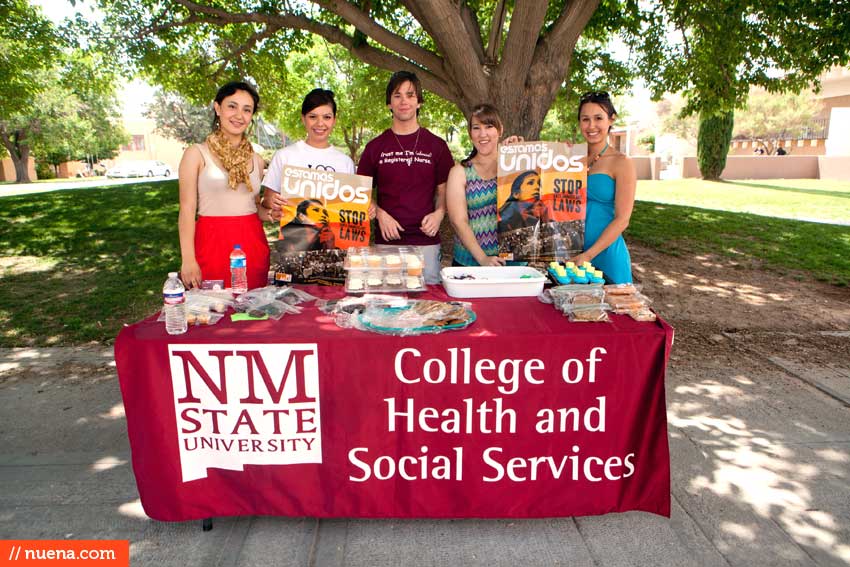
[0,126,32,183]
[13,142,32,183]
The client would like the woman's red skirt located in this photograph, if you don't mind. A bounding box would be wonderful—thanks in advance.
[195,214,270,290]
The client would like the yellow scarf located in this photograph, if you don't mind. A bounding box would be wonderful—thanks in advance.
[205,130,255,192]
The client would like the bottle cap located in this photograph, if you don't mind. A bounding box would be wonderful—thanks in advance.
[234,244,242,249]
[168,272,178,278]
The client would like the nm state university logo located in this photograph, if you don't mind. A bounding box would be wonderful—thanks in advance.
[167,344,321,481]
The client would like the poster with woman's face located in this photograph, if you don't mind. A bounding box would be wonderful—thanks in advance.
[496,141,587,263]
[275,165,372,283]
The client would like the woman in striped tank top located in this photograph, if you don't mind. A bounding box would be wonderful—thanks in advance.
[446,104,521,266]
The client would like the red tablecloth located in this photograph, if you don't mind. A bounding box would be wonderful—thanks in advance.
[115,286,673,521]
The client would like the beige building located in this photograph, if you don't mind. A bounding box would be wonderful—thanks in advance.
[0,157,36,182]
[816,66,850,115]
[4,116,187,181]
[729,66,849,157]
[103,117,185,173]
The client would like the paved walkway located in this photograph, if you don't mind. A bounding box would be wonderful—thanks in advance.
[0,337,848,566]
[0,176,175,198]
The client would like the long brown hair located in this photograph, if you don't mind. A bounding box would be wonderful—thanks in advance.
[462,103,504,166]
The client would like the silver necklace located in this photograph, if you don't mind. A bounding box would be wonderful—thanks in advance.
[392,128,421,164]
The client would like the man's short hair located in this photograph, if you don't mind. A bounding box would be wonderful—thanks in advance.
[386,71,423,106]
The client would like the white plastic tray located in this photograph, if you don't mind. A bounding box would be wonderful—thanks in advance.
[440,266,547,298]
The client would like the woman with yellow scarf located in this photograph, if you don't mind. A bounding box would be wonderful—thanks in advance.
[177,81,272,290]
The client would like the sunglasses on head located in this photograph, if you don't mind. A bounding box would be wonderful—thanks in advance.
[580,91,610,102]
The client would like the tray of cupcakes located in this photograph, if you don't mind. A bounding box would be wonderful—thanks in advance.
[343,246,426,293]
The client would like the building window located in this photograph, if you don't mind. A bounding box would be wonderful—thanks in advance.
[122,135,146,152]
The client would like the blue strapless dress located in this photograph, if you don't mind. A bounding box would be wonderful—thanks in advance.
[584,173,632,284]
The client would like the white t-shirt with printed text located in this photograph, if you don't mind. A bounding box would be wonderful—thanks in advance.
[262,140,355,193]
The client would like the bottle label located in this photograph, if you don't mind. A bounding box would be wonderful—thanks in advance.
[164,292,185,305]
[230,257,246,269]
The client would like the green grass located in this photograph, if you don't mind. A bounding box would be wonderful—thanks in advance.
[631,178,850,286]
[637,179,850,225]
[0,181,181,346]
[629,201,850,286]
[0,179,848,347]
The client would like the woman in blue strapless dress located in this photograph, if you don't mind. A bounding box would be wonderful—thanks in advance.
[571,91,637,284]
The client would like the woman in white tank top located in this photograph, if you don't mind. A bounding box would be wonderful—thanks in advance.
[177,81,272,290]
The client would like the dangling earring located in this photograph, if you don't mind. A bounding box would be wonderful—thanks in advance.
[214,114,221,130]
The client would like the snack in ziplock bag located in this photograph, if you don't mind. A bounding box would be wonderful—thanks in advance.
[233,287,303,319]
[567,304,611,322]
[186,310,225,326]
[272,286,318,305]
[185,289,234,313]
[246,300,292,320]
[538,290,555,304]
[158,304,225,326]
[318,294,409,328]
[606,292,651,312]
[629,307,657,322]
[603,283,639,295]
[547,283,604,311]
[231,286,277,309]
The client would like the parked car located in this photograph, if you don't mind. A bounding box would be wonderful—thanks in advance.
[106,160,172,178]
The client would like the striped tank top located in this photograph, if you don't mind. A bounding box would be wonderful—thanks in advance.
[452,164,499,266]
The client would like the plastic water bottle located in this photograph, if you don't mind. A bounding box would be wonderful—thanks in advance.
[163,272,187,335]
[230,244,248,294]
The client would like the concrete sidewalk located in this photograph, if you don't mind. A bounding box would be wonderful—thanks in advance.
[0,339,848,566]
[0,176,175,198]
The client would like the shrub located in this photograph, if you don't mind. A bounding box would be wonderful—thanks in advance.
[697,110,734,180]
[35,161,56,180]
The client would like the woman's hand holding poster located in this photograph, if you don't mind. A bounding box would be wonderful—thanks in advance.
[274,165,372,284]
[497,141,587,264]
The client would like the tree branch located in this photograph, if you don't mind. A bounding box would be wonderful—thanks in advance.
[541,0,600,56]
[400,0,488,102]
[460,2,486,64]
[396,1,438,40]
[170,0,445,79]
[528,0,599,86]
[485,0,507,64]
[311,0,446,74]
[348,42,461,105]
[499,0,549,83]
[209,24,283,78]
